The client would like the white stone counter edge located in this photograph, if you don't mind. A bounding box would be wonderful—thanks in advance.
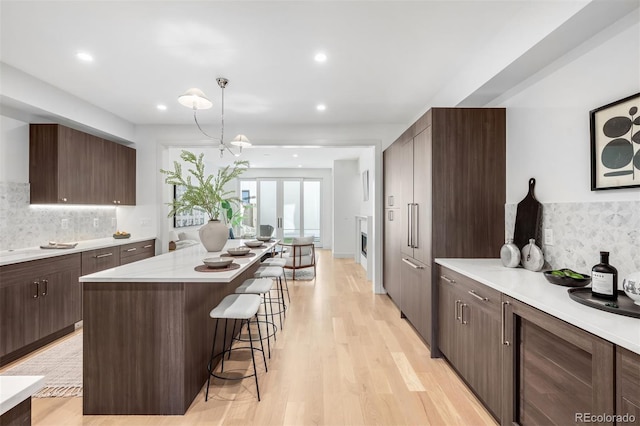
[0,375,44,415]
[80,239,277,283]
[435,258,640,355]
[0,236,157,267]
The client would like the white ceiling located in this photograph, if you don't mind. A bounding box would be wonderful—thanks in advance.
[1,1,637,167]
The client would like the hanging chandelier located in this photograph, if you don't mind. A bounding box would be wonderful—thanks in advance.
[178,77,251,157]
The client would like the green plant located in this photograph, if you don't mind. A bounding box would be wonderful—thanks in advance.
[160,150,248,221]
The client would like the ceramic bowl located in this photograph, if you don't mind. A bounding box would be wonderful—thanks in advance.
[227,247,251,256]
[257,236,272,242]
[622,272,640,306]
[244,240,264,248]
[202,257,233,269]
[543,269,591,287]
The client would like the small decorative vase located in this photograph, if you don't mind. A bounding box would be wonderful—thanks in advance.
[199,220,229,252]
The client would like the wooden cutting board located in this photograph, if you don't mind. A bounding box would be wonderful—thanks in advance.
[513,178,543,250]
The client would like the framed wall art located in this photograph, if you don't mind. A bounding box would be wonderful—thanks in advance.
[590,92,640,190]
[172,185,206,228]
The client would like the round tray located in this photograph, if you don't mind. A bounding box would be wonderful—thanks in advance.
[194,263,240,273]
[220,252,256,258]
[567,289,640,319]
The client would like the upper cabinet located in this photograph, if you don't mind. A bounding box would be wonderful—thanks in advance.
[29,124,136,205]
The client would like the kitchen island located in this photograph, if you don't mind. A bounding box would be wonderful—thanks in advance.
[79,239,277,415]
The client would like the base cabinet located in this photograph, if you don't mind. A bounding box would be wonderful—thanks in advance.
[0,254,81,362]
[437,266,502,419]
[401,258,430,344]
[501,295,615,425]
[617,347,640,420]
[383,209,402,304]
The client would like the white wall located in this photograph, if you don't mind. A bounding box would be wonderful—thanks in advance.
[332,159,360,257]
[0,115,29,182]
[491,15,640,204]
[358,146,375,216]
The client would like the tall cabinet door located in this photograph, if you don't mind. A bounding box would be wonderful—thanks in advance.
[412,127,432,265]
[400,138,414,258]
[383,208,401,304]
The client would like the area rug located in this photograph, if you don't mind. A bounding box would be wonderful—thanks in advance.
[284,268,316,281]
[1,333,82,397]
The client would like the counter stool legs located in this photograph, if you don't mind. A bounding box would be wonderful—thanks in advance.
[205,294,265,402]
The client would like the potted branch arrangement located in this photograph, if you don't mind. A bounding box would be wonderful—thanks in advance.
[160,150,248,252]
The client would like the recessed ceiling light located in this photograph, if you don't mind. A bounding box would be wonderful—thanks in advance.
[76,51,94,62]
[316,104,326,111]
[298,165,302,168]
[156,104,167,111]
[292,154,299,158]
[314,52,327,63]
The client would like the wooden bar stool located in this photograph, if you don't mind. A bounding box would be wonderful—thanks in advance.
[235,278,278,358]
[205,294,267,402]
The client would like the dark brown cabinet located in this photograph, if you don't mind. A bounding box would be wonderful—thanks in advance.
[437,266,502,419]
[81,246,120,275]
[0,254,81,365]
[400,259,431,341]
[29,124,136,205]
[501,295,615,425]
[616,347,640,420]
[383,108,505,347]
[383,141,401,209]
[383,208,402,303]
[119,239,155,265]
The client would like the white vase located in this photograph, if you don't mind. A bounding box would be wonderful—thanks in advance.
[199,220,228,252]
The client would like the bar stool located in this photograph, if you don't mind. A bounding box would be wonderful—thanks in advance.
[261,257,290,302]
[205,294,267,402]
[234,278,278,358]
[254,265,288,329]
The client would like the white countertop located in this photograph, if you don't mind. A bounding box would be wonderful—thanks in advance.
[435,258,640,354]
[0,236,157,267]
[0,375,44,415]
[80,239,278,283]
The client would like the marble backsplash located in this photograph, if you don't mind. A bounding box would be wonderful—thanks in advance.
[505,201,640,282]
[0,182,117,250]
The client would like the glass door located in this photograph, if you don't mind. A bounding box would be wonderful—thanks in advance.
[240,178,321,244]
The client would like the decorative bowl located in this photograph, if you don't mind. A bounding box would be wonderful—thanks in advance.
[202,257,233,269]
[257,236,272,242]
[622,272,640,306]
[543,269,591,287]
[244,240,264,248]
[227,246,251,256]
[113,233,131,239]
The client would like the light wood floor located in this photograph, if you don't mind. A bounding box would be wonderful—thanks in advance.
[5,250,497,425]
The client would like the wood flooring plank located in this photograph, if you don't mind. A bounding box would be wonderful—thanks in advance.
[391,352,427,392]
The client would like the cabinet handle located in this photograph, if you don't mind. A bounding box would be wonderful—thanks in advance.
[126,248,137,252]
[143,244,153,249]
[501,301,511,346]
[441,275,456,284]
[41,279,48,296]
[402,258,424,269]
[33,281,39,298]
[412,204,419,248]
[94,252,113,259]
[455,300,461,321]
[460,303,468,325]
[407,204,413,248]
[467,289,488,301]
